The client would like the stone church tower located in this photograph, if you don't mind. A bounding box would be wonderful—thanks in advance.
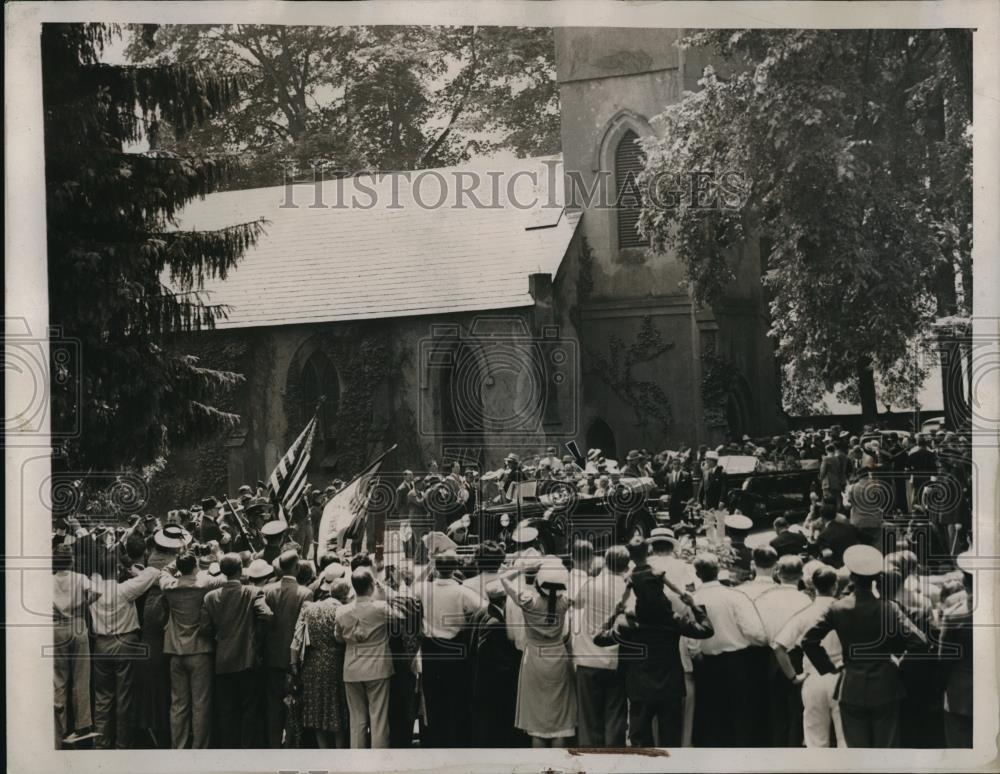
[552,28,785,457]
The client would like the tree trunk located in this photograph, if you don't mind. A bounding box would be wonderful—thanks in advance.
[857,357,878,423]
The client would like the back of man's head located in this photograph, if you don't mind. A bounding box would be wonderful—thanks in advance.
[752,545,778,571]
[811,566,838,596]
[278,550,300,576]
[820,504,837,522]
[772,516,788,532]
[604,545,630,575]
[351,567,375,597]
[176,552,198,576]
[694,553,720,583]
[220,553,243,579]
[776,555,803,584]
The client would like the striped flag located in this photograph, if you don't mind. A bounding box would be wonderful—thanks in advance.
[317,444,396,558]
[267,413,318,521]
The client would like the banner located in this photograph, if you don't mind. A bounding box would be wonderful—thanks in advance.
[316,444,396,558]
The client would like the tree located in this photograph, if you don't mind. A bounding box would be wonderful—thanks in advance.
[126,24,561,188]
[43,23,265,473]
[638,30,972,423]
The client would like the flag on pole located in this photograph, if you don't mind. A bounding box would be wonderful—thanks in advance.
[317,445,396,558]
[267,413,318,522]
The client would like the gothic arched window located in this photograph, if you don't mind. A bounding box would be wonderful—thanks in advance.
[301,351,339,437]
[614,129,646,248]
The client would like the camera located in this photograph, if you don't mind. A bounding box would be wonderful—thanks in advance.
[418,316,578,438]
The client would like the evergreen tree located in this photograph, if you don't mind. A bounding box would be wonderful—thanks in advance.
[43,23,265,472]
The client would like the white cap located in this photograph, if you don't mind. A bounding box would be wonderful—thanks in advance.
[843,544,884,576]
[724,513,753,531]
[705,451,719,461]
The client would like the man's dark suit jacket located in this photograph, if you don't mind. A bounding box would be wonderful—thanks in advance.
[770,529,808,557]
[201,580,273,674]
[262,575,313,671]
[698,467,728,509]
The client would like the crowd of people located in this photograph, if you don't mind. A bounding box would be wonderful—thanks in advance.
[51,423,975,751]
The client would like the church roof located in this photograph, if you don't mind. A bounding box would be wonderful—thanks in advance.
[170,156,580,329]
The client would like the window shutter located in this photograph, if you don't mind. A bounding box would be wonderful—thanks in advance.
[615,130,646,248]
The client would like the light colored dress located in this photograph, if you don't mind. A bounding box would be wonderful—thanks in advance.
[503,583,576,738]
[291,598,349,732]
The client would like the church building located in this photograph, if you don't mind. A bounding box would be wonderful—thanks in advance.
[150,28,784,509]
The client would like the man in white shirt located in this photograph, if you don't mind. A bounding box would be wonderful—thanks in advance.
[646,528,696,607]
[739,545,779,601]
[684,553,767,747]
[89,552,161,749]
[773,564,845,747]
[571,545,629,747]
[752,554,813,746]
[52,543,101,745]
[415,550,486,747]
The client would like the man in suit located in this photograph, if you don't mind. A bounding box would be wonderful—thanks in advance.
[395,471,418,516]
[906,435,938,509]
[698,451,728,511]
[801,545,928,748]
[819,444,850,505]
[660,457,693,523]
[200,553,273,749]
[335,567,403,749]
[262,550,313,748]
[596,538,715,748]
[159,551,226,749]
[815,504,864,568]
[770,515,808,557]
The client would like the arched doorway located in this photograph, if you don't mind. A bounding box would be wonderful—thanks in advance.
[585,417,618,460]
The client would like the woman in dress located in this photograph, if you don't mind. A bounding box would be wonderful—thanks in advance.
[291,567,352,749]
[499,555,576,747]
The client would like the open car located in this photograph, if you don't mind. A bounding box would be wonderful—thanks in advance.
[475,478,659,555]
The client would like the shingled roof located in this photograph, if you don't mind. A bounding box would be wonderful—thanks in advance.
[170,156,580,329]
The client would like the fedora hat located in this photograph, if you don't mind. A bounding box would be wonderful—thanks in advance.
[626,449,645,462]
[245,558,275,581]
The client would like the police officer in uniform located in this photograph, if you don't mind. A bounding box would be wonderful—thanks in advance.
[800,545,928,747]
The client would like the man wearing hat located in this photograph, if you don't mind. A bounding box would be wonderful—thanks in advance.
[539,446,564,472]
[622,449,647,478]
[158,550,226,748]
[261,550,314,747]
[698,451,728,511]
[193,497,224,543]
[258,519,291,564]
[201,553,274,748]
[800,545,928,748]
[647,527,695,599]
[724,513,755,585]
[819,443,850,506]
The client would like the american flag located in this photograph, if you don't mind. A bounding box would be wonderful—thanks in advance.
[267,413,318,521]
[317,444,396,558]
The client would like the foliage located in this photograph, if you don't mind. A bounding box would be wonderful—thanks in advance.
[43,23,262,472]
[588,316,674,435]
[638,30,972,420]
[127,24,561,188]
[700,343,738,430]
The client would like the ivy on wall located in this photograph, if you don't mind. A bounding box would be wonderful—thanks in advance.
[701,342,738,430]
[587,316,674,435]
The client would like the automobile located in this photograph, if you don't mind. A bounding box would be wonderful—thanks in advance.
[723,467,819,526]
[476,479,658,555]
